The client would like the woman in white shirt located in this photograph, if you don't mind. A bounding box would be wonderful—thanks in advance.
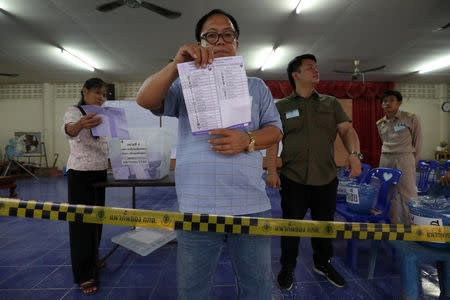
[62,78,108,295]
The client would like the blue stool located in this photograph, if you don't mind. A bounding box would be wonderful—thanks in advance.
[386,240,450,300]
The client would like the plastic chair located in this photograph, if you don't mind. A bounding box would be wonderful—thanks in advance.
[343,163,371,184]
[387,241,450,299]
[417,160,440,195]
[335,167,403,270]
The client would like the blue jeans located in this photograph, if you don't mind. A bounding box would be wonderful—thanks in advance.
[176,210,272,300]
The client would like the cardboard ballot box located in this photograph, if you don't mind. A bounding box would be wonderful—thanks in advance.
[108,128,174,180]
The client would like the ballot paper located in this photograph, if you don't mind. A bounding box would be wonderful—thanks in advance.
[177,56,252,135]
[81,105,130,138]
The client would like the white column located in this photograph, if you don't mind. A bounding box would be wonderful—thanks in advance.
[436,84,449,145]
[42,83,55,167]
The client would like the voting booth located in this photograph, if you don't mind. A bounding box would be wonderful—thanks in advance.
[98,100,175,181]
[108,128,174,180]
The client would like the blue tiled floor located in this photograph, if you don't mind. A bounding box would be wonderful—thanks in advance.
[0,176,446,299]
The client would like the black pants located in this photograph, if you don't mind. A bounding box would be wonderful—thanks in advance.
[279,175,338,268]
[67,169,106,284]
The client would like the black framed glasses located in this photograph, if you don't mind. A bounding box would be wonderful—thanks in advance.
[200,31,238,44]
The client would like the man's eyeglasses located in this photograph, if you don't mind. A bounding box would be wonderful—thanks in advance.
[200,31,238,44]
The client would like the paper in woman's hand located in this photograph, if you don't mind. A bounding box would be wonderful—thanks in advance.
[81,105,130,138]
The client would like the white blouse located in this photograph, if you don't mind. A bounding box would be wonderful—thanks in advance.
[62,106,108,171]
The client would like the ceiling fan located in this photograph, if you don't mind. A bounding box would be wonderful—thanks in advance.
[0,73,18,77]
[432,22,450,32]
[96,0,181,19]
[334,60,385,81]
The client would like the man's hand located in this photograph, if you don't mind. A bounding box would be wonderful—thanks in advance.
[79,112,102,129]
[266,173,281,189]
[173,44,214,68]
[208,129,249,155]
[137,44,212,110]
[345,154,362,178]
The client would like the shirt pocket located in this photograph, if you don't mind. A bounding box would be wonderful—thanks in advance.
[314,105,335,129]
[314,107,336,142]
[282,110,304,134]
[394,124,411,139]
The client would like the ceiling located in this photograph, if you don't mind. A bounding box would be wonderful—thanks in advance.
[0,0,450,84]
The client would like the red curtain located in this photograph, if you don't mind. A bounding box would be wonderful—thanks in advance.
[264,80,394,168]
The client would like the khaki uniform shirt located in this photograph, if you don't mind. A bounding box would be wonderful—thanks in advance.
[376,110,422,162]
[276,91,350,186]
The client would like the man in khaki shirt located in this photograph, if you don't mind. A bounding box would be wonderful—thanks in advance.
[377,90,422,225]
[266,54,362,290]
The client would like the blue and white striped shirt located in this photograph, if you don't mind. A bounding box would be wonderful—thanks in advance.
[153,77,282,215]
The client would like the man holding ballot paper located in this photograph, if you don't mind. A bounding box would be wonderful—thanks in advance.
[137,8,282,300]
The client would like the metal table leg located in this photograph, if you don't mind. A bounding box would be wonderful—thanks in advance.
[99,186,136,264]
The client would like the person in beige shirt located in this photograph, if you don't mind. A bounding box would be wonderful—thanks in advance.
[377,90,422,225]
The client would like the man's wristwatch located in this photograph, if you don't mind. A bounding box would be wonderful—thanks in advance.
[350,151,363,160]
[246,131,255,152]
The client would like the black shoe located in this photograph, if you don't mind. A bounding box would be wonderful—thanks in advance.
[277,266,294,291]
[313,261,346,288]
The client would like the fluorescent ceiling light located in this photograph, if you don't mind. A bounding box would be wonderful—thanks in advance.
[418,56,450,74]
[61,49,95,72]
[295,0,306,14]
[260,47,281,71]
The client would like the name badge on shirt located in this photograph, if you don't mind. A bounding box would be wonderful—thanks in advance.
[285,109,299,119]
[394,125,406,132]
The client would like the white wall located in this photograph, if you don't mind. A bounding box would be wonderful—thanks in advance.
[0,84,44,167]
[0,82,144,170]
[0,81,449,171]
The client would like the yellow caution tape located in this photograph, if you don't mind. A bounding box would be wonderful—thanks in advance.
[1,197,450,242]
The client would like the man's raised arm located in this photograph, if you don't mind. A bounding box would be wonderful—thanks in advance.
[137,44,214,110]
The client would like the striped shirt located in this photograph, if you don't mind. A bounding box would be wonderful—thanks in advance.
[153,77,282,215]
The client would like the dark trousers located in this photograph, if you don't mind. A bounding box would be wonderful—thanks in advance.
[67,169,106,284]
[279,175,338,268]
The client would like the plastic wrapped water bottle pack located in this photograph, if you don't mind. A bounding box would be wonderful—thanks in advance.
[345,182,377,214]
[408,194,450,248]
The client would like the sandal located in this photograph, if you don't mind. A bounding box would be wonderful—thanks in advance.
[80,279,98,295]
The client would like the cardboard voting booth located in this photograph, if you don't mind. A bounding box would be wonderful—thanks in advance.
[102,100,175,181]
[108,127,174,180]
